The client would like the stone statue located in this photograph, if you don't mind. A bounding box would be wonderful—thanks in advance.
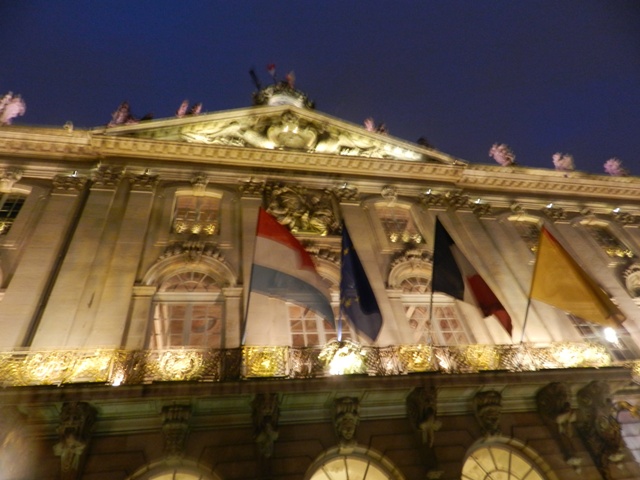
[334,397,360,447]
[473,390,502,436]
[0,92,26,125]
[252,393,280,458]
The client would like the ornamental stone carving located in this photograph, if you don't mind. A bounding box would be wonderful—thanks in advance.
[161,405,191,458]
[575,381,640,478]
[610,209,636,225]
[473,390,502,436]
[406,387,442,478]
[419,190,446,208]
[239,179,266,198]
[444,191,469,210]
[159,241,226,264]
[265,182,339,236]
[542,204,566,221]
[252,393,280,459]
[127,171,159,191]
[623,262,640,298]
[52,174,88,192]
[190,172,208,195]
[53,402,96,480]
[0,407,30,479]
[91,165,125,189]
[333,183,359,203]
[0,167,22,192]
[334,397,360,448]
[407,386,441,447]
[537,382,580,467]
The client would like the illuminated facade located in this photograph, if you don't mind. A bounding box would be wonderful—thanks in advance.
[2,84,640,480]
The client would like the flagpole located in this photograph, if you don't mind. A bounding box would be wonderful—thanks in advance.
[519,297,532,344]
[241,209,263,346]
[428,289,435,345]
[521,229,544,344]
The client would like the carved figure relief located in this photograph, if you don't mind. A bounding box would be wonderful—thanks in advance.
[473,391,502,436]
[252,393,280,458]
[406,386,441,447]
[161,405,191,458]
[334,397,360,448]
[537,382,580,467]
[178,111,422,161]
[265,183,339,236]
[53,402,96,480]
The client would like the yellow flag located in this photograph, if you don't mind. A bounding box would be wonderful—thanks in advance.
[529,227,624,327]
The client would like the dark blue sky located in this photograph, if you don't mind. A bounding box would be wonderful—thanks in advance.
[1,1,639,175]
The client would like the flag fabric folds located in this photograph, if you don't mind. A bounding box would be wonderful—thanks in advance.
[529,227,624,327]
[432,219,513,336]
[248,208,335,326]
[340,224,383,341]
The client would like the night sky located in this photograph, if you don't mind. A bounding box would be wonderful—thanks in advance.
[1,1,639,175]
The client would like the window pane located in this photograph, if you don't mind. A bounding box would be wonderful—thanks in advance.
[375,204,423,244]
[0,194,26,235]
[582,223,634,258]
[172,195,220,235]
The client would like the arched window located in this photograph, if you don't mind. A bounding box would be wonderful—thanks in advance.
[305,447,405,480]
[126,459,221,480]
[149,271,224,348]
[172,193,221,236]
[462,440,557,480]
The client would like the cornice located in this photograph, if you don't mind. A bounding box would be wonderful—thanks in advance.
[1,126,640,204]
[0,126,94,160]
[459,167,640,201]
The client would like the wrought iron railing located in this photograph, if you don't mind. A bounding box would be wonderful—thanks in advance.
[0,341,633,388]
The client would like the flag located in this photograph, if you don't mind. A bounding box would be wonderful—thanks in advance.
[529,227,624,327]
[432,219,512,336]
[340,224,383,341]
[247,208,334,332]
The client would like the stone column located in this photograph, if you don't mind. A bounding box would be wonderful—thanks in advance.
[123,285,158,349]
[0,174,87,348]
[31,167,124,348]
[84,173,158,346]
[223,286,244,348]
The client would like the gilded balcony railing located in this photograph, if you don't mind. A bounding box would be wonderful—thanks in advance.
[0,341,632,387]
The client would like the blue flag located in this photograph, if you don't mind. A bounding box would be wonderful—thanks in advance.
[340,224,383,341]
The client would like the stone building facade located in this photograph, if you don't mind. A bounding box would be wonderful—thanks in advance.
[1,85,640,479]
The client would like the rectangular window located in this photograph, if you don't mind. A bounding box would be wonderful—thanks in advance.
[172,195,220,235]
[288,304,348,347]
[0,194,26,235]
[151,302,223,348]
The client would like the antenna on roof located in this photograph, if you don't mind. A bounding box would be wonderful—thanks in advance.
[249,67,262,91]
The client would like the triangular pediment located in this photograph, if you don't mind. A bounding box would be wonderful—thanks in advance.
[96,105,463,165]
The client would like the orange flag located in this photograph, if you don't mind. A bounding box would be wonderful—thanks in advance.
[529,227,624,327]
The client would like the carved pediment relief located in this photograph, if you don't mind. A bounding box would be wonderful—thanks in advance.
[100,105,452,163]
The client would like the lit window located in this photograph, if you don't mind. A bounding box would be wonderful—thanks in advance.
[375,204,423,244]
[289,305,351,347]
[462,445,546,480]
[568,314,638,361]
[0,193,26,235]
[150,271,224,349]
[172,195,220,235]
[582,222,634,259]
[400,276,472,345]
